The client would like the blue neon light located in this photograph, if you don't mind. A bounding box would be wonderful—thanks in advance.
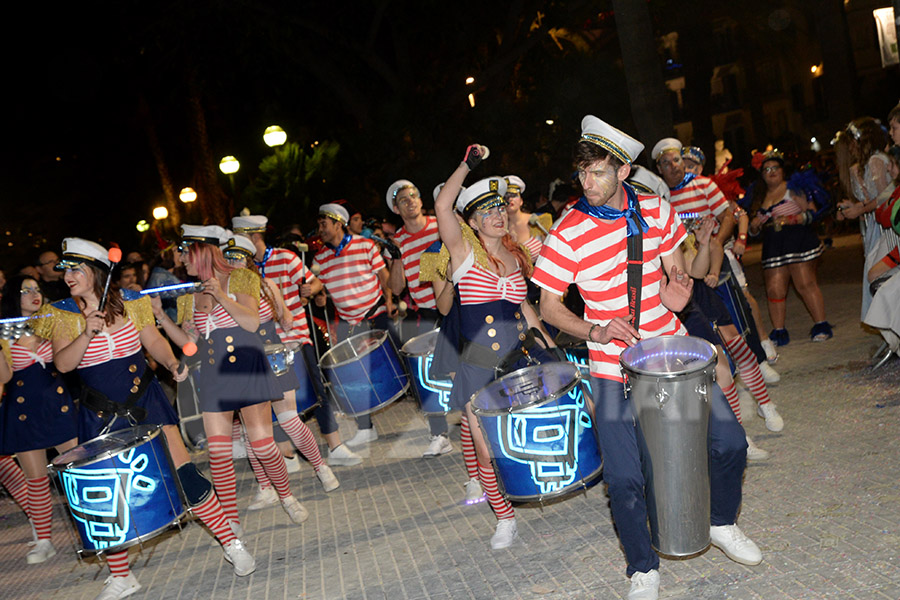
[416,355,451,412]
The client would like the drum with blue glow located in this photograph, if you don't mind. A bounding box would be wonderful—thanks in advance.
[399,329,453,415]
[319,330,409,416]
[713,271,751,338]
[264,343,294,376]
[471,363,602,502]
[50,425,186,556]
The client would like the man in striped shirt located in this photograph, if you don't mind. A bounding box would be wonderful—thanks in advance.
[386,179,453,458]
[233,215,362,467]
[533,116,761,600]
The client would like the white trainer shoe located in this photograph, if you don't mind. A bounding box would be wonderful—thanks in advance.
[757,402,784,432]
[490,518,518,550]
[327,444,363,466]
[423,435,453,458]
[345,427,378,448]
[232,439,248,460]
[758,361,780,384]
[94,573,142,600]
[464,477,485,504]
[223,538,257,576]
[316,465,340,492]
[745,436,770,461]
[247,485,279,510]
[760,339,778,363]
[26,539,56,564]
[628,569,660,600]
[284,453,301,473]
[282,495,309,524]
[229,519,244,539]
[709,524,762,565]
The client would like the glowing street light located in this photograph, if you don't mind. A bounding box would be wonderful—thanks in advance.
[468,93,476,108]
[179,187,197,203]
[263,125,287,147]
[545,119,555,125]
[136,220,150,233]
[152,206,169,220]
[465,76,475,85]
[219,156,240,175]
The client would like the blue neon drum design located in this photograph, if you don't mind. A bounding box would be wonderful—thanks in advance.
[50,425,186,555]
[713,272,750,337]
[319,330,409,416]
[471,363,603,502]
[400,329,453,415]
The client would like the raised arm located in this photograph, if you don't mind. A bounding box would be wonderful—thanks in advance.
[435,145,487,268]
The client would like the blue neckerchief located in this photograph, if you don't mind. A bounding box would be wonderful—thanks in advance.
[669,172,697,191]
[573,184,649,237]
[254,246,273,277]
[325,234,353,257]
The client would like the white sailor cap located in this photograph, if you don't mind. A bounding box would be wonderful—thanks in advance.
[627,165,670,202]
[386,179,418,213]
[504,175,526,195]
[651,137,683,162]
[318,203,350,225]
[56,238,111,271]
[580,115,644,165]
[232,215,268,234]
[181,224,230,246]
[432,182,467,202]
[456,176,507,219]
[222,234,256,259]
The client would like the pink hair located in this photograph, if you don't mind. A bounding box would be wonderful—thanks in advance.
[188,243,234,280]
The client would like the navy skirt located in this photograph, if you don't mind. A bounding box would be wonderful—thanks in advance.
[0,362,78,454]
[761,224,824,269]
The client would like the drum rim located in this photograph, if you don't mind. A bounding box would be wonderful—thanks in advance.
[619,335,717,379]
[470,363,581,416]
[399,328,441,358]
[263,342,287,352]
[76,512,188,556]
[497,462,604,503]
[332,380,409,416]
[319,329,389,368]
[50,424,163,471]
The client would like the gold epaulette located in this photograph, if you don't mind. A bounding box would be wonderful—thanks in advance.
[228,268,261,301]
[420,248,449,283]
[528,213,553,239]
[176,294,194,325]
[124,295,155,332]
[32,303,85,344]
[463,223,494,273]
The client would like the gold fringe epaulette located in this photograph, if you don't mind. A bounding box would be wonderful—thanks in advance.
[176,294,194,325]
[229,268,261,301]
[463,223,494,273]
[124,295,155,332]
[420,249,448,283]
[528,213,553,239]
[32,303,84,344]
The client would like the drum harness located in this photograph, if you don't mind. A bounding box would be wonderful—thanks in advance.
[81,367,155,434]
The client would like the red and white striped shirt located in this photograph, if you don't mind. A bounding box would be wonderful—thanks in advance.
[79,322,142,369]
[256,248,312,346]
[453,251,528,305]
[11,339,54,371]
[669,176,728,222]
[394,216,440,310]
[259,296,276,323]
[523,236,543,260]
[314,236,387,325]
[532,192,688,382]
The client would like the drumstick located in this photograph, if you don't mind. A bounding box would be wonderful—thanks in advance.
[92,248,122,336]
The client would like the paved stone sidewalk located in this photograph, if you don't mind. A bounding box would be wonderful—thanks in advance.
[1,236,898,599]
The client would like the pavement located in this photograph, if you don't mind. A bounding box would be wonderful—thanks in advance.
[1,233,899,600]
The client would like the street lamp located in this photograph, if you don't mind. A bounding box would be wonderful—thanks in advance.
[219,156,240,175]
[264,125,287,147]
[136,220,150,233]
[179,187,197,203]
[152,206,169,220]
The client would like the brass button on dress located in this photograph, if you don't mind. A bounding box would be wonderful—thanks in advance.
[491,342,500,351]
[484,315,494,324]
[128,364,138,373]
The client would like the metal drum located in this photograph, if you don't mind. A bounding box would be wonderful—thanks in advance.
[319,330,409,416]
[399,329,453,415]
[471,363,602,502]
[264,343,294,376]
[620,335,717,556]
[714,271,751,338]
[50,425,186,555]
[291,359,321,420]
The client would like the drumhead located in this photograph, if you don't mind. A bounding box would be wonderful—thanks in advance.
[399,329,440,357]
[51,425,162,471]
[471,363,580,415]
[319,330,388,368]
[619,335,716,378]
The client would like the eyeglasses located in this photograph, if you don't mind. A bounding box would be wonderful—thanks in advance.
[20,287,41,296]
[763,166,781,173]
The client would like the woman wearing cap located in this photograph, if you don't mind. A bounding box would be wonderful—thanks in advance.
[216,234,339,496]
[0,274,78,564]
[154,226,308,532]
[748,151,831,343]
[36,237,255,600]
[434,144,556,550]
[504,175,551,260]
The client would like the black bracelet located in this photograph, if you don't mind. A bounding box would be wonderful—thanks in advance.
[588,323,601,343]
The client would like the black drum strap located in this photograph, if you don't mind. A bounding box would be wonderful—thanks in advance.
[626,211,644,331]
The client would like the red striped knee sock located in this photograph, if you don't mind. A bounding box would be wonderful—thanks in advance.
[106,551,130,577]
[724,336,771,405]
[477,462,515,521]
[249,438,291,500]
[244,434,271,490]
[207,435,240,523]
[26,477,52,541]
[278,413,324,470]
[190,491,236,545]
[720,381,742,424]
[0,456,29,515]
[459,415,479,480]
[231,415,242,443]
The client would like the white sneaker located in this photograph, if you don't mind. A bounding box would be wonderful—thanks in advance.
[26,539,56,564]
[316,465,340,492]
[345,427,378,448]
[327,444,363,466]
[757,402,784,432]
[490,518,518,550]
[94,573,142,600]
[758,361,780,384]
[229,519,244,539]
[710,524,762,565]
[232,440,248,460]
[464,477,485,504]
[423,435,453,458]
[223,538,256,576]
[281,495,309,524]
[247,485,278,510]
[745,436,770,461]
[628,569,660,600]
[760,339,778,364]
[284,453,301,473]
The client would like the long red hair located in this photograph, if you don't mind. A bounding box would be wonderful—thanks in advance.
[482,233,533,278]
[188,243,234,281]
